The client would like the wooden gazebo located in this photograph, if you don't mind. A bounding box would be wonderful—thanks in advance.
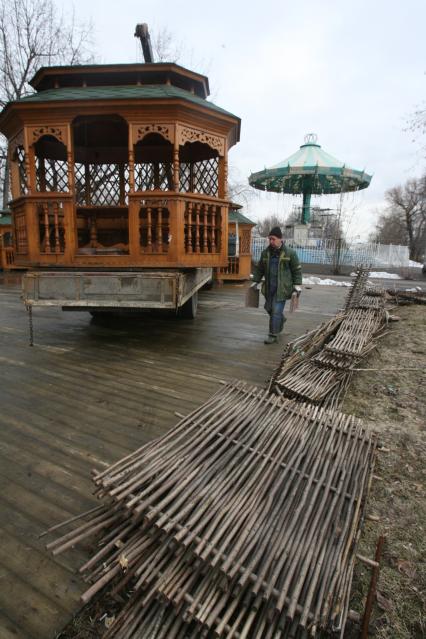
[0,63,240,270]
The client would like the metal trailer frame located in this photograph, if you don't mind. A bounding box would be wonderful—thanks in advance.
[21,268,212,311]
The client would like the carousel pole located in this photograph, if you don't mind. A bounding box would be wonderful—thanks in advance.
[301,191,311,224]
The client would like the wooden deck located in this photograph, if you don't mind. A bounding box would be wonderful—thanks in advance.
[0,273,347,638]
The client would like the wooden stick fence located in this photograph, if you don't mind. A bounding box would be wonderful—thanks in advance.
[46,382,377,639]
[270,270,388,405]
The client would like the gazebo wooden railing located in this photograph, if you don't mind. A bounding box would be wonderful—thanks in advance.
[8,191,228,268]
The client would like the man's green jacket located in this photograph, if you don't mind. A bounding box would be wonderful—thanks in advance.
[252,245,302,301]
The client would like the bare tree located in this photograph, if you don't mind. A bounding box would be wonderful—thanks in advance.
[149,24,210,78]
[384,175,426,262]
[371,174,426,261]
[256,214,287,237]
[151,26,183,64]
[406,101,426,159]
[0,0,95,206]
[370,208,408,245]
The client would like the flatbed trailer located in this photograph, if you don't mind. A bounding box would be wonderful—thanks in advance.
[22,267,212,319]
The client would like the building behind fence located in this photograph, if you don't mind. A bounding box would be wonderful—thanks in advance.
[251,237,411,268]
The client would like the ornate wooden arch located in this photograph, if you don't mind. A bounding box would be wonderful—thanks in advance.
[177,124,225,156]
[28,125,69,147]
[131,124,175,146]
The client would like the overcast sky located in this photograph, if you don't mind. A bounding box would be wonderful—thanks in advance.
[65,0,425,239]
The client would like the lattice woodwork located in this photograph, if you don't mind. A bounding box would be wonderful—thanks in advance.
[134,124,173,144]
[179,163,191,192]
[37,202,65,254]
[240,229,251,254]
[14,211,28,254]
[134,162,173,191]
[192,157,219,196]
[14,146,28,194]
[179,126,224,155]
[139,206,170,253]
[74,163,129,205]
[35,157,69,193]
[184,202,221,254]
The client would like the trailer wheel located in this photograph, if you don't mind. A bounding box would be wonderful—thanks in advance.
[179,291,198,319]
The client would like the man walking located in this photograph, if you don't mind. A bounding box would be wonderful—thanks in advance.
[252,227,302,344]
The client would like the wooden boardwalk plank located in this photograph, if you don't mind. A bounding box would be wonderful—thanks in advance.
[0,274,348,638]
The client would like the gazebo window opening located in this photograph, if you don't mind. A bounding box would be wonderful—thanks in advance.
[179,163,191,192]
[134,161,173,191]
[37,201,65,254]
[139,205,170,253]
[34,136,69,193]
[76,207,129,254]
[134,134,173,192]
[74,162,129,206]
[192,157,219,196]
[12,146,28,195]
[179,142,219,196]
[184,202,221,254]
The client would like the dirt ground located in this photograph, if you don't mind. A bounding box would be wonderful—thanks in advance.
[343,304,426,639]
[55,304,426,639]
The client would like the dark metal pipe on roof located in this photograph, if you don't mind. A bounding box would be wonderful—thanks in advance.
[134,23,154,63]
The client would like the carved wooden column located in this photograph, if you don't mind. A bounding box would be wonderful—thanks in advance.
[218,154,228,199]
[128,135,135,193]
[63,123,76,260]
[173,142,180,191]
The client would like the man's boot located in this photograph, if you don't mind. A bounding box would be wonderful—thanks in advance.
[264,334,278,344]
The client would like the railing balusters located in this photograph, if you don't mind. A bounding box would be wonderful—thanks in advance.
[183,201,221,254]
[186,202,193,254]
[53,203,61,253]
[210,205,216,253]
[89,214,97,248]
[43,203,51,253]
[203,204,208,253]
[147,207,152,252]
[157,207,163,253]
[195,203,201,254]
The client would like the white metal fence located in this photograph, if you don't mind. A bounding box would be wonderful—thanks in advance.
[251,237,411,268]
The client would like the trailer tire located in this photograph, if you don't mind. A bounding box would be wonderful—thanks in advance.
[179,291,198,319]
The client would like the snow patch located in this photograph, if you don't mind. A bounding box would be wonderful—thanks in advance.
[303,276,352,287]
[369,272,402,279]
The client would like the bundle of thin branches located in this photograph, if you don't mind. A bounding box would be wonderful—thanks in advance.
[46,382,377,639]
[386,289,426,305]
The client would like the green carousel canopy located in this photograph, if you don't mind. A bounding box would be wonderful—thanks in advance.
[248,133,372,223]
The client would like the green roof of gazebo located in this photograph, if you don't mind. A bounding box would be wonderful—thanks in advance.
[229,210,255,225]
